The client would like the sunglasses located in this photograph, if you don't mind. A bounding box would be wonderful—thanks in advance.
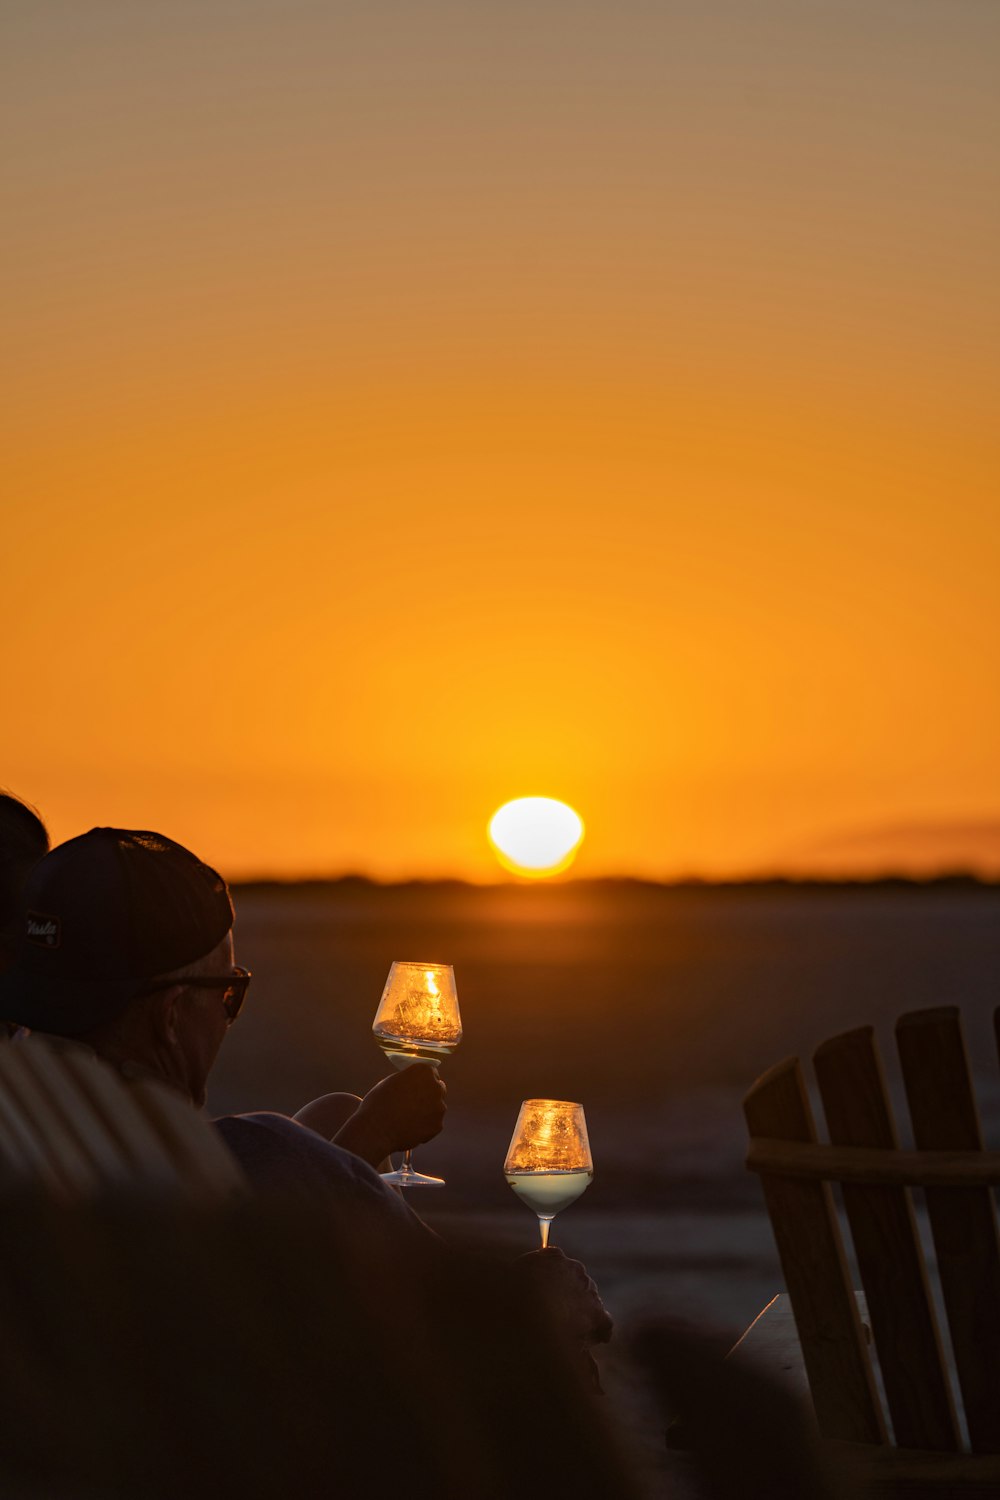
[141,965,252,1025]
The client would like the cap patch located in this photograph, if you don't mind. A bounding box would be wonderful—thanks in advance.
[26,910,61,948]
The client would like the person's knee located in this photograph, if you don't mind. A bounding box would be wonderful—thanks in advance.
[293,1091,363,1140]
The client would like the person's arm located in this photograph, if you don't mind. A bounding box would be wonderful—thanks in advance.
[293,1092,363,1138]
[295,1064,447,1171]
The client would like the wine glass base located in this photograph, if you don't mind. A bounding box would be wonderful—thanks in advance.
[379,1166,445,1187]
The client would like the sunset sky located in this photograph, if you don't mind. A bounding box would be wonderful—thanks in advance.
[4,2,999,880]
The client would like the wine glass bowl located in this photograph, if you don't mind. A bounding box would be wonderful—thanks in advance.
[504,1099,593,1247]
[372,961,461,1186]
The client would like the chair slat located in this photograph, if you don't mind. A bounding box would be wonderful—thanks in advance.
[814,1026,960,1451]
[16,1040,136,1182]
[0,1040,246,1205]
[896,1007,1000,1454]
[744,1056,886,1444]
[746,1139,1000,1186]
[0,1087,64,1187]
[0,1047,98,1196]
[58,1050,183,1190]
[130,1080,247,1198]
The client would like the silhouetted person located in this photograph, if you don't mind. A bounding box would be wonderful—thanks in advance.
[0,791,48,976]
[0,826,611,1368]
[0,792,49,1045]
[0,828,446,1211]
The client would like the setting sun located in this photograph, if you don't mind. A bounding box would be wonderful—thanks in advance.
[488,798,585,879]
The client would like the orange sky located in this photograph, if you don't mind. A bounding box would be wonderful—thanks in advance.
[4,2,1000,879]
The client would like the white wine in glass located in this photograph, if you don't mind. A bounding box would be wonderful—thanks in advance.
[504,1099,593,1247]
[372,961,461,1187]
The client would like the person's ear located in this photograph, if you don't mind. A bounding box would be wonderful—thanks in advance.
[150,987,184,1048]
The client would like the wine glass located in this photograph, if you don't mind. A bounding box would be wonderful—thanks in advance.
[504,1099,593,1247]
[372,960,461,1187]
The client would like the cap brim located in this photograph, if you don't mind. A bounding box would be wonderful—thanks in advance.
[0,960,145,1037]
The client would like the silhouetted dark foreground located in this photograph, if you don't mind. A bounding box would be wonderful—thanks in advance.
[0,1193,837,1500]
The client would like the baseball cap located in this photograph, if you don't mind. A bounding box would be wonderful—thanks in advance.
[0,828,235,1036]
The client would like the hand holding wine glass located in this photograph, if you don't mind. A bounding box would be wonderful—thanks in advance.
[325,1063,446,1170]
[372,961,461,1187]
[504,1099,593,1247]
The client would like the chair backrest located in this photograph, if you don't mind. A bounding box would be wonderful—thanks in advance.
[0,1035,246,1200]
[744,1005,1000,1455]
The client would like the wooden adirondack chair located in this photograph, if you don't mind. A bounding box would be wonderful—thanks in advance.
[0,1034,246,1199]
[743,1005,1000,1497]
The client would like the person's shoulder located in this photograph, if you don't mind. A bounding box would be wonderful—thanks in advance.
[217,1110,352,1154]
[213,1111,420,1222]
[215,1111,373,1179]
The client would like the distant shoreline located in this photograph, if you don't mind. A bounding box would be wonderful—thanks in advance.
[232,872,1000,895]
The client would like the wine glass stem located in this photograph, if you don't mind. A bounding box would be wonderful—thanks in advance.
[538,1215,554,1249]
[400,1149,414,1178]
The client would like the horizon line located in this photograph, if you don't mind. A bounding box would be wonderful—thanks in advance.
[230,870,1000,891]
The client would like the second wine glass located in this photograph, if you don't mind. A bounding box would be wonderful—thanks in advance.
[504,1099,593,1247]
[372,960,461,1187]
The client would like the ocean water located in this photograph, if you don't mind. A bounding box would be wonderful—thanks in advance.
[209,882,1000,1344]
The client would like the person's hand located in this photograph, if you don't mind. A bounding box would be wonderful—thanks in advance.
[333,1064,446,1168]
[514,1248,613,1393]
[515,1247,613,1345]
